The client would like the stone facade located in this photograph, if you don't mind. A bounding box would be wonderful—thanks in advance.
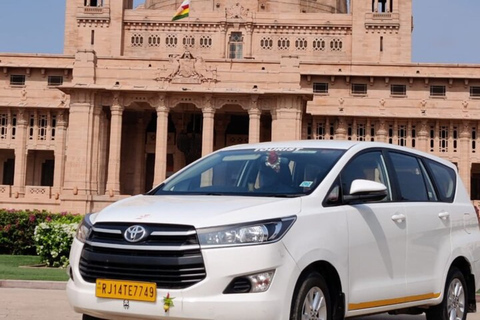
[1,0,480,213]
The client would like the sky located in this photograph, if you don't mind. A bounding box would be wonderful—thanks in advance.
[0,0,478,64]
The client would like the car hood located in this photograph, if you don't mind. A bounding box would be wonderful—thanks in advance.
[91,194,302,228]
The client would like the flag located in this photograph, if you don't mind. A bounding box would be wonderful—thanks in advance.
[172,0,190,21]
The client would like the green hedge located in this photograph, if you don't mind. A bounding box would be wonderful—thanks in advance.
[0,209,82,255]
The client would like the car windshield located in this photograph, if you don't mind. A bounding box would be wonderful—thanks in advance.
[151,147,345,197]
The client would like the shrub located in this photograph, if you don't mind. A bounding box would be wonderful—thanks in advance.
[0,209,82,255]
[34,222,79,268]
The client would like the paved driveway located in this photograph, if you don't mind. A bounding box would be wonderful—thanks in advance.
[1,287,480,320]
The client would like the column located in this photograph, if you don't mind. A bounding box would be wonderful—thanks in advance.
[270,96,303,141]
[153,95,169,186]
[366,118,372,142]
[87,105,103,195]
[133,113,146,195]
[248,107,261,144]
[245,23,254,57]
[105,101,124,196]
[417,120,429,152]
[407,120,412,148]
[215,115,230,150]
[459,121,471,193]
[53,111,67,197]
[63,100,94,197]
[201,95,215,156]
[335,117,347,140]
[375,119,388,143]
[13,109,27,197]
[172,114,186,172]
[220,23,228,59]
[97,110,109,196]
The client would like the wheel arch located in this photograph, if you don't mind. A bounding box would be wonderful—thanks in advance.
[450,256,477,313]
[292,260,345,320]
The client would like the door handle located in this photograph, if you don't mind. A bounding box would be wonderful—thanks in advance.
[391,214,406,223]
[438,211,450,220]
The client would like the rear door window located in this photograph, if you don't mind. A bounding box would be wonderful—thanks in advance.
[389,152,429,202]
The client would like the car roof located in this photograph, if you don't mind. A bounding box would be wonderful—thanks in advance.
[223,140,360,151]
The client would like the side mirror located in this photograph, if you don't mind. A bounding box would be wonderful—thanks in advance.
[343,179,387,204]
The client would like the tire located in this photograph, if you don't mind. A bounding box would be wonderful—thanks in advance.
[291,272,331,320]
[426,267,467,320]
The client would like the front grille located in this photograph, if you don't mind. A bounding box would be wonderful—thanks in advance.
[79,222,206,289]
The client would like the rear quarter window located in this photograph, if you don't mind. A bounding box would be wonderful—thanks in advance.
[424,159,457,202]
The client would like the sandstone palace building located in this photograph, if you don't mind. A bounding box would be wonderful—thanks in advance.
[1,0,480,213]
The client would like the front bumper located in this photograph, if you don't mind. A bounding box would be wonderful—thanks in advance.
[67,238,298,320]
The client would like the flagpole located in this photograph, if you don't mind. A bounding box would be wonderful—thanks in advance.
[188,1,191,49]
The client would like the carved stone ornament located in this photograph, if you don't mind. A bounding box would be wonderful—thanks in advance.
[225,3,252,19]
[112,92,123,107]
[155,51,218,84]
[21,88,27,101]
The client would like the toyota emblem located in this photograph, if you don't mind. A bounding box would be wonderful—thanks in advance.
[124,225,147,243]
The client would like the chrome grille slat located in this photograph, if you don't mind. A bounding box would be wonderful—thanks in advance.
[85,241,200,251]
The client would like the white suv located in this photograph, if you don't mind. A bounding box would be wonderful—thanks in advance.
[67,141,480,320]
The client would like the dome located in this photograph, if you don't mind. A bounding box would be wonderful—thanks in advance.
[144,0,348,14]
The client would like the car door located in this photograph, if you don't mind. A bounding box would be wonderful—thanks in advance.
[338,150,408,312]
[388,152,452,300]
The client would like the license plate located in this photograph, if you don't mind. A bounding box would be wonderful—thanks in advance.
[96,279,157,302]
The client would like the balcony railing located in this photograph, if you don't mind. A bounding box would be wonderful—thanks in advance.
[26,186,52,199]
[366,12,400,20]
[0,185,11,198]
[76,6,110,22]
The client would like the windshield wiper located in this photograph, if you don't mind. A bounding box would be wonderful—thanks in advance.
[254,193,303,198]
[192,192,225,196]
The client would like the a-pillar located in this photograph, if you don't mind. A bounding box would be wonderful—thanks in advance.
[53,111,67,198]
[153,96,169,186]
[248,101,261,144]
[459,121,471,193]
[13,109,28,197]
[271,96,303,141]
[105,100,124,196]
[201,95,215,156]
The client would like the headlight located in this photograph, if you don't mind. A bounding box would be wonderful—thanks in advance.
[75,213,93,243]
[198,216,296,248]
